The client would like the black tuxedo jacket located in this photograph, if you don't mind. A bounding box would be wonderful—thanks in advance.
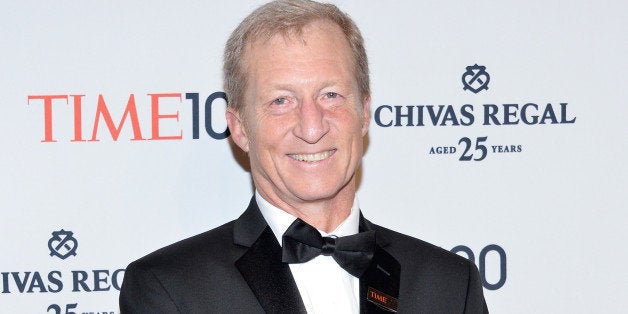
[120,198,488,313]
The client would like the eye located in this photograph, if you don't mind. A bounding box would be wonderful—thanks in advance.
[273,97,287,105]
[324,92,339,99]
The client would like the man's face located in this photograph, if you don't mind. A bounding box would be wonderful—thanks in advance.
[227,20,370,209]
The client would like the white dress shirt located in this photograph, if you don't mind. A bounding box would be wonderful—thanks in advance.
[256,191,361,314]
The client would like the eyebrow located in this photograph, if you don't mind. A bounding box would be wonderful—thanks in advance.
[267,79,351,92]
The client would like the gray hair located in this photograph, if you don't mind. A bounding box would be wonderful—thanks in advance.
[223,0,370,112]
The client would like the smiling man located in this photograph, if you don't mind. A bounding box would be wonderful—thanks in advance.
[120,1,488,313]
[228,18,368,233]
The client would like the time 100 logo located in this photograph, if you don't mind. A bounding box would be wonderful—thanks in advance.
[451,244,506,290]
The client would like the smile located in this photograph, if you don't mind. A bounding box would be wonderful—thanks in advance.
[288,149,336,162]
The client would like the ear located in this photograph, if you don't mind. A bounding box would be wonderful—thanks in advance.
[361,96,371,136]
[226,107,250,152]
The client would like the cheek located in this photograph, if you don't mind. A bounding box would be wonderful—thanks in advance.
[247,122,282,159]
[340,109,367,134]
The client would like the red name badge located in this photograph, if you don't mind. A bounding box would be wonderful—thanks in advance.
[367,286,398,312]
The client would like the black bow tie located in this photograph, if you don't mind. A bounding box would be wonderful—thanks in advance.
[281,218,376,277]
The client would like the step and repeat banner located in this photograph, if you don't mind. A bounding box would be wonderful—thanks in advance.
[1,1,626,313]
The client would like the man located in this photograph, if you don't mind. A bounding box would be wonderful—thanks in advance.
[120,0,488,313]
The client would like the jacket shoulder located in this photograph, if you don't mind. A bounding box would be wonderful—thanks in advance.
[120,221,264,313]
[135,221,237,267]
[372,223,469,268]
[371,223,487,313]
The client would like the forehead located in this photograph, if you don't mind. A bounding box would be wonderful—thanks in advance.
[243,20,355,85]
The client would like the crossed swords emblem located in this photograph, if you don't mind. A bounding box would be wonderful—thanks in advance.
[48,229,78,260]
[462,64,490,94]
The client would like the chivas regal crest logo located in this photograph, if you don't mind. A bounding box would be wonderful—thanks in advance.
[462,64,490,94]
[48,229,78,260]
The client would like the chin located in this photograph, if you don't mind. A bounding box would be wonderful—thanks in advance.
[290,180,350,202]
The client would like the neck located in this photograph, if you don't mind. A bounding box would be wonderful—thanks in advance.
[291,197,354,233]
[256,182,356,233]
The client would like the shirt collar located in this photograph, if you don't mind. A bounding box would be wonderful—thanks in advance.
[255,190,360,246]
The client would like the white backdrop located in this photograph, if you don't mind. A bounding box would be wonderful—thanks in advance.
[1,1,626,313]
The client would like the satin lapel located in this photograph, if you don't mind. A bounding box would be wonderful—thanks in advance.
[359,215,401,313]
[233,197,268,247]
[234,198,307,314]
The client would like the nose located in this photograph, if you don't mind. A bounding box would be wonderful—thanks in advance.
[293,97,329,144]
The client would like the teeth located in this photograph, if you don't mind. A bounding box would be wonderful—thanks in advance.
[289,150,335,162]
